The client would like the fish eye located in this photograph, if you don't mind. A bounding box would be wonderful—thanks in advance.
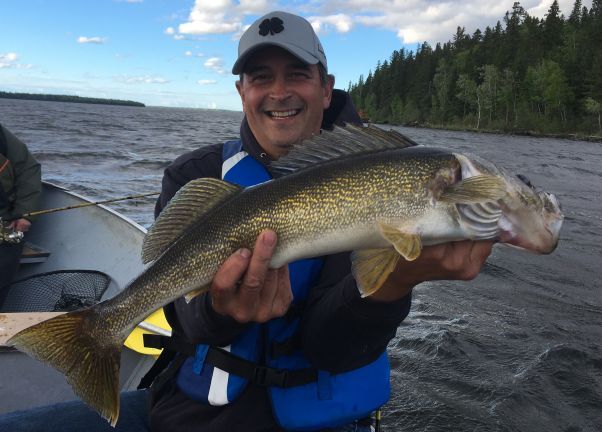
[516,174,534,189]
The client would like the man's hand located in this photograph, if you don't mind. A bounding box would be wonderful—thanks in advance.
[370,240,495,302]
[9,218,31,233]
[210,230,293,323]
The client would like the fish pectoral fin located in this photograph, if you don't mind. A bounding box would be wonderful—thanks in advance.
[379,222,422,261]
[184,285,210,303]
[142,178,242,264]
[351,248,400,297]
[439,175,506,204]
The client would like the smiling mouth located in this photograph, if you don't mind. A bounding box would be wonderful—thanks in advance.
[266,109,300,119]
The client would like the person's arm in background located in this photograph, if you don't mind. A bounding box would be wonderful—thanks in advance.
[1,126,41,232]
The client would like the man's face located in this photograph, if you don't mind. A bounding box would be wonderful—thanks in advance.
[236,46,333,159]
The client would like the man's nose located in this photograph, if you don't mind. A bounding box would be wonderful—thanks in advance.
[268,76,291,100]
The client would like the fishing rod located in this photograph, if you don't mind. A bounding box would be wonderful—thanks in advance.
[1,191,159,244]
[21,191,160,218]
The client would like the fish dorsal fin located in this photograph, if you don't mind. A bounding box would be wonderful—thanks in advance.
[142,178,242,264]
[270,124,419,175]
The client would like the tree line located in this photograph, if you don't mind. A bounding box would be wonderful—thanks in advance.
[0,91,145,107]
[348,0,602,135]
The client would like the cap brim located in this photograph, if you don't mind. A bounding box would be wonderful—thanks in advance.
[232,41,320,75]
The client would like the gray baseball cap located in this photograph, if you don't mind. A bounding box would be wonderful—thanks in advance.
[232,11,327,75]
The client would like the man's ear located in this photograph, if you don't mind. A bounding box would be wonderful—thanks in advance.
[235,80,245,110]
[323,74,335,109]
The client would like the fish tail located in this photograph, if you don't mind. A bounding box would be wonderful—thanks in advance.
[8,309,121,426]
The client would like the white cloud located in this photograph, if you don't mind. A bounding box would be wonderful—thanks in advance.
[0,52,18,68]
[204,57,226,75]
[312,0,582,45]
[197,79,217,85]
[309,14,353,34]
[1,52,18,62]
[0,52,32,69]
[178,0,241,35]
[185,51,205,58]
[170,0,585,49]
[165,27,175,35]
[77,36,108,44]
[172,0,274,38]
[237,0,271,15]
[114,75,169,84]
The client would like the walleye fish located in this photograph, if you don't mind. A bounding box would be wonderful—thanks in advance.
[8,125,563,425]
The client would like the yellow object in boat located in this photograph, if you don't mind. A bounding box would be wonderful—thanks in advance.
[124,308,171,356]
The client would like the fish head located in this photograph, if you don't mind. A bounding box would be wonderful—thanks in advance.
[497,175,564,254]
[454,153,563,254]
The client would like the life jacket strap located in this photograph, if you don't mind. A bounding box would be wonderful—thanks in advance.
[137,333,194,390]
[205,344,317,388]
[143,333,196,356]
[142,334,318,388]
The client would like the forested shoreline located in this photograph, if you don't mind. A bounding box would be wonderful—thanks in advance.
[349,0,602,137]
[0,91,145,107]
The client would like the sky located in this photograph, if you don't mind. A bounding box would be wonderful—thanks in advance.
[0,0,589,111]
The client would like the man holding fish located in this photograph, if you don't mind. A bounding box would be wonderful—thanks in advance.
[3,10,562,432]
[146,11,495,432]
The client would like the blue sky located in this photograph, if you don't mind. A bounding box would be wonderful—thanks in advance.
[0,0,585,111]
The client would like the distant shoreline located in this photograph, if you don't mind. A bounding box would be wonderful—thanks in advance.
[372,121,602,143]
[0,91,145,107]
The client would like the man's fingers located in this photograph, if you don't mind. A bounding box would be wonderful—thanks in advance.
[443,240,494,280]
[471,240,494,263]
[209,230,291,323]
[240,230,277,293]
[235,230,278,321]
[271,266,292,317]
[462,240,494,279]
[255,268,279,322]
[211,248,251,305]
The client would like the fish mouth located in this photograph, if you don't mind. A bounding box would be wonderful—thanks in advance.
[500,230,559,254]
[265,109,301,119]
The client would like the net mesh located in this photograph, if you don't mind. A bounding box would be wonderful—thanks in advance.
[0,270,110,312]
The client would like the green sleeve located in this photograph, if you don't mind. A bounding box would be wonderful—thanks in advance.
[2,126,42,220]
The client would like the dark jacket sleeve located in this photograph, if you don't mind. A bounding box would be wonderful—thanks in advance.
[1,126,41,220]
[155,143,249,346]
[300,252,412,373]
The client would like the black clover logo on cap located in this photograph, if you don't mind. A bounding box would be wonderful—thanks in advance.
[258,17,284,36]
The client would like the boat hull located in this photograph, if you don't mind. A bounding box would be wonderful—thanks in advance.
[0,182,154,414]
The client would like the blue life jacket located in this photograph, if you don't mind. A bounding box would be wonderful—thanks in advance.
[175,140,391,430]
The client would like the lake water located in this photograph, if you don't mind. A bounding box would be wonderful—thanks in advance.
[1,98,600,431]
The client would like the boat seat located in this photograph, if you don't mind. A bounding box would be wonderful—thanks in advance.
[19,241,51,264]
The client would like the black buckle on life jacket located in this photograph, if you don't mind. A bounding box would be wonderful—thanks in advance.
[252,366,298,388]
[253,365,289,387]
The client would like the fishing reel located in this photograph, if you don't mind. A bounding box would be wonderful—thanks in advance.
[0,218,24,244]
